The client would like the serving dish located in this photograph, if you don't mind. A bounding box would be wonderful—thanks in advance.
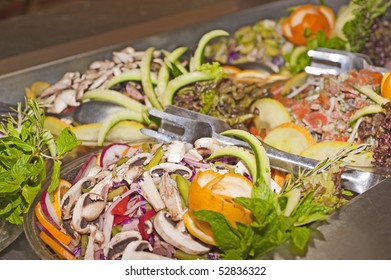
[1,0,390,259]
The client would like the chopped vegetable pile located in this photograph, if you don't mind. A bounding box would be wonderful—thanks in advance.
[34,130,366,260]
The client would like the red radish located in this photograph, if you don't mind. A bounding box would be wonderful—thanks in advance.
[40,190,62,230]
[73,154,98,184]
[100,143,130,168]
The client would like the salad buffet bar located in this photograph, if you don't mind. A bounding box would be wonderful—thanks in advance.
[1,0,391,260]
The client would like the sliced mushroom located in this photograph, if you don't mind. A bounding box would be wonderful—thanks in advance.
[72,192,105,234]
[139,172,165,211]
[84,224,99,260]
[165,141,186,163]
[61,176,94,220]
[149,163,192,179]
[90,175,113,195]
[124,166,144,185]
[154,210,210,255]
[127,153,152,166]
[104,231,142,260]
[122,240,170,260]
[82,193,106,221]
[194,137,222,158]
[158,173,184,221]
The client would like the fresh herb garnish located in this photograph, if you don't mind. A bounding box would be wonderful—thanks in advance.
[194,135,370,259]
[0,99,79,224]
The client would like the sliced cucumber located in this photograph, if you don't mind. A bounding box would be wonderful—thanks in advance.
[208,145,257,181]
[97,109,148,146]
[354,85,389,105]
[220,129,270,186]
[349,104,384,124]
[157,47,188,95]
[190,29,229,72]
[141,47,163,110]
[161,71,215,107]
[81,89,146,112]
[105,69,158,89]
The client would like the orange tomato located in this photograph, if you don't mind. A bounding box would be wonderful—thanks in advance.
[185,170,253,245]
[282,4,336,46]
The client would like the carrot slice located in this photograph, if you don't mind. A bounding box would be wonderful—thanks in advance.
[35,202,72,245]
[39,231,76,260]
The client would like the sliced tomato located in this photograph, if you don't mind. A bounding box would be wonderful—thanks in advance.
[316,92,331,110]
[303,112,328,131]
[291,100,311,120]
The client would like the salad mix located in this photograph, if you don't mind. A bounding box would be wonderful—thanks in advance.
[33,130,361,260]
[205,0,391,73]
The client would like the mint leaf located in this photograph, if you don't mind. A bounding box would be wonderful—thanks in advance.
[0,99,79,224]
[21,183,41,214]
[291,226,311,251]
[55,128,80,157]
[194,210,240,250]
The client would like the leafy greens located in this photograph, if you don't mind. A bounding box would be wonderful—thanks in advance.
[0,99,79,224]
[194,143,369,259]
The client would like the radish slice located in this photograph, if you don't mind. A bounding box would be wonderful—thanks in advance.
[40,191,62,230]
[73,154,98,184]
[100,143,130,168]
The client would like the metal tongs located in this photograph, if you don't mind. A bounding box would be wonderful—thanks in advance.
[305,47,389,75]
[141,105,388,194]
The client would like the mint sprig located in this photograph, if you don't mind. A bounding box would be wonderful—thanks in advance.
[0,98,79,224]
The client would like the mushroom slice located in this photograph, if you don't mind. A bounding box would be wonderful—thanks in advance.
[84,224,99,260]
[123,166,144,185]
[194,137,222,158]
[166,141,186,163]
[122,240,171,260]
[149,163,192,179]
[104,231,142,260]
[154,210,210,255]
[82,193,106,221]
[72,192,105,234]
[139,172,165,211]
[159,173,184,221]
[127,153,152,166]
[61,176,94,220]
